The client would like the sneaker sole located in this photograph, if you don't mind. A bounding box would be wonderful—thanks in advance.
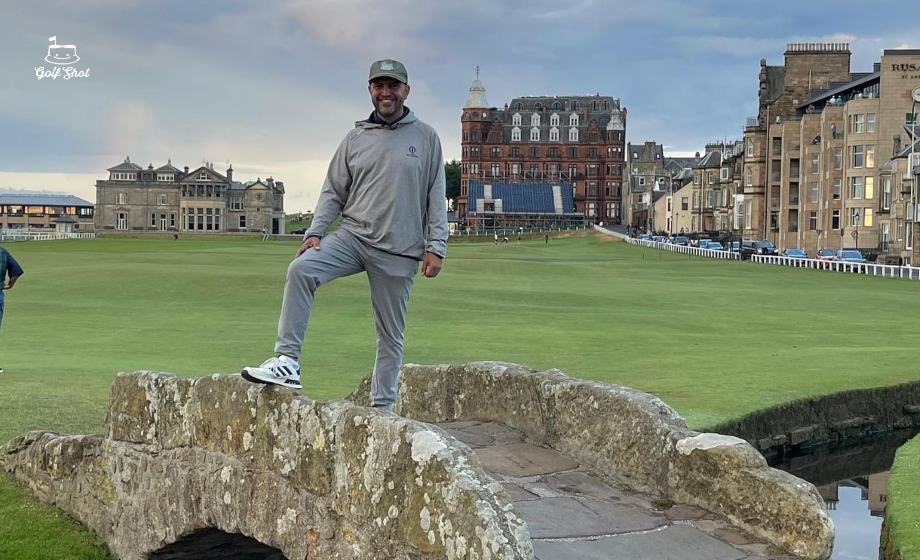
[241,368,302,390]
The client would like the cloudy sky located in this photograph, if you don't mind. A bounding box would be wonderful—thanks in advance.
[1,0,916,212]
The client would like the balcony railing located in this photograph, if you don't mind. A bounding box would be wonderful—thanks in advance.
[746,116,760,128]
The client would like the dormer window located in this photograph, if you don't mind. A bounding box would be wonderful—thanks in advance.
[550,113,560,127]
[569,127,579,142]
[552,102,561,110]
[512,113,522,126]
[571,101,579,111]
[530,127,540,141]
[199,171,208,180]
[531,113,541,127]
[602,100,609,111]
[511,127,521,142]
[569,114,579,127]
[592,101,599,110]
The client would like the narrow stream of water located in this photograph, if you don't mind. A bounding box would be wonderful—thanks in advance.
[769,428,920,560]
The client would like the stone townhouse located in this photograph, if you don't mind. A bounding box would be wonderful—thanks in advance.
[458,72,627,226]
[741,43,920,261]
[653,170,695,235]
[95,158,286,235]
[626,141,665,227]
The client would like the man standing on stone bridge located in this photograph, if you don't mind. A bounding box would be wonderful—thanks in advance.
[242,59,448,411]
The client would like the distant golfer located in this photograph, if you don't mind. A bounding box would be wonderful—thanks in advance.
[261,227,268,241]
[242,59,448,412]
[0,246,24,374]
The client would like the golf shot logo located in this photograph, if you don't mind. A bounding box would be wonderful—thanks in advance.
[35,37,90,80]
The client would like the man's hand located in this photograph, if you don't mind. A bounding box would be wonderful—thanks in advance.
[421,252,442,278]
[296,236,321,258]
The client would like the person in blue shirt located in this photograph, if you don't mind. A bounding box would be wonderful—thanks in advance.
[0,247,25,374]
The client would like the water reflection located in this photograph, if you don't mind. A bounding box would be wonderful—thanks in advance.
[769,428,919,560]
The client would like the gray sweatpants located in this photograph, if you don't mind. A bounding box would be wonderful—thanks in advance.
[275,229,418,408]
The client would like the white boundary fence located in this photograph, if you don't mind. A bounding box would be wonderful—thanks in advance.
[751,254,920,280]
[452,225,590,238]
[625,237,740,260]
[599,225,920,280]
[0,231,96,242]
[593,225,629,240]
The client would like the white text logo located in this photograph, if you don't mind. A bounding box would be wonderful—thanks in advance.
[35,37,90,80]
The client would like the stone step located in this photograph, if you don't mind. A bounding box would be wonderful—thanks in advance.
[437,421,789,560]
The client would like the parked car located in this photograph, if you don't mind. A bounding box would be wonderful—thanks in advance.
[652,235,667,243]
[730,242,740,253]
[836,249,867,263]
[706,242,726,251]
[815,249,837,261]
[638,233,652,241]
[672,236,689,246]
[740,240,778,259]
[291,227,308,235]
[755,240,778,255]
[783,248,808,259]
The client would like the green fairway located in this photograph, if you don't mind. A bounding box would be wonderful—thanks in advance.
[1,232,919,558]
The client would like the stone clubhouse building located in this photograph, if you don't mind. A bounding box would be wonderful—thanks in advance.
[95,158,285,234]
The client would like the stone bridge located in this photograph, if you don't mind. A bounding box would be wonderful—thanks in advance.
[1,362,834,560]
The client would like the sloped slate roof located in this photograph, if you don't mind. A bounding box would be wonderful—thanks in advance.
[154,159,181,173]
[0,193,93,206]
[696,151,722,168]
[107,158,143,172]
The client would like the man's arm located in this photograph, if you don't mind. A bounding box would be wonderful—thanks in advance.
[425,132,448,259]
[303,134,353,242]
[5,253,23,289]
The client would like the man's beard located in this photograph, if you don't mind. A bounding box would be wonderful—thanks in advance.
[376,99,400,117]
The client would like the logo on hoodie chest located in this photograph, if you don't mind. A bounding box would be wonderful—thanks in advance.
[405,145,419,158]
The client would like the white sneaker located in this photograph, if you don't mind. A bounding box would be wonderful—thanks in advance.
[241,357,301,389]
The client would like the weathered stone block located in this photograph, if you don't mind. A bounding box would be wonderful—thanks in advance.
[1,371,533,560]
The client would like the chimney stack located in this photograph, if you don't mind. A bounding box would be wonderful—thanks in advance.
[227,164,233,182]
[184,166,189,174]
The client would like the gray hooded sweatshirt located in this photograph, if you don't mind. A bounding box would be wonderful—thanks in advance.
[304,110,448,260]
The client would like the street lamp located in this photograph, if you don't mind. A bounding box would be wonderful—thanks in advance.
[911,87,920,263]
[854,210,860,251]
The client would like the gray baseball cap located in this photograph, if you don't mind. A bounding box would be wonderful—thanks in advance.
[369,59,408,83]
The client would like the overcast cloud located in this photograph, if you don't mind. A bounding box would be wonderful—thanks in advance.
[0,0,916,211]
